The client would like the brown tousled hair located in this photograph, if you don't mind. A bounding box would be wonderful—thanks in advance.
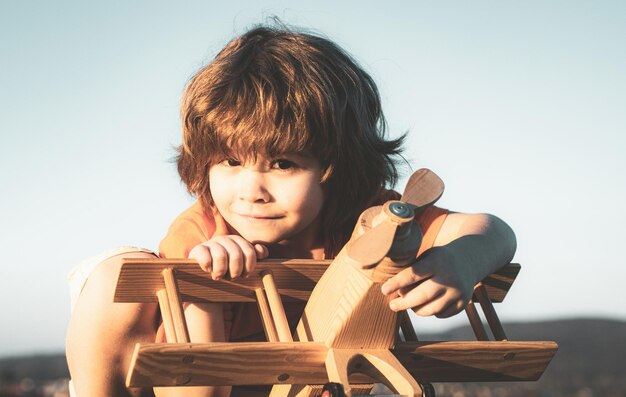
[177,24,406,249]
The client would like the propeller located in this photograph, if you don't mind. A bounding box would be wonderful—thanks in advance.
[401,168,445,210]
[345,169,444,266]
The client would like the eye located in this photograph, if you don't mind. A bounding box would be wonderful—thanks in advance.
[272,159,296,170]
[223,158,241,167]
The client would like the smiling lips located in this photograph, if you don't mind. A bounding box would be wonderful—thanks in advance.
[238,213,283,221]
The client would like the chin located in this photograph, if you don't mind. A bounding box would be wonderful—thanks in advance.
[241,233,284,245]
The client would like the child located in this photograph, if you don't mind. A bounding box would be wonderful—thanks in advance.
[66,24,516,397]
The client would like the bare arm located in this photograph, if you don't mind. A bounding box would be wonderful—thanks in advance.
[434,212,517,281]
[381,212,516,318]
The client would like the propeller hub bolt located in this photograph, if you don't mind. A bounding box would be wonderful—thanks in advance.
[389,202,413,219]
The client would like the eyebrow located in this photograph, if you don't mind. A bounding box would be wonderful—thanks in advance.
[281,149,316,158]
[277,151,319,163]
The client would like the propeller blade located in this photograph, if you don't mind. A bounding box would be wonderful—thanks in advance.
[345,219,398,267]
[401,168,445,209]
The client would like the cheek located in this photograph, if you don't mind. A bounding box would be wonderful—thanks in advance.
[288,179,324,221]
[208,169,230,208]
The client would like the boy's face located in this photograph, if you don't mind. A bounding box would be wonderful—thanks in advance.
[209,152,324,246]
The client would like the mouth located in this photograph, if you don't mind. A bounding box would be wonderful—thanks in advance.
[237,213,284,222]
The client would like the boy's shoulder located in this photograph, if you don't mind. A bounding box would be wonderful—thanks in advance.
[159,201,229,258]
[168,201,214,233]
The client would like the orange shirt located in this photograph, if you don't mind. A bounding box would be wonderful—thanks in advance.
[159,195,448,340]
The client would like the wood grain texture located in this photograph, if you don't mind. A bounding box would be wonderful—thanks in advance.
[476,263,520,303]
[474,283,507,341]
[126,340,558,387]
[294,249,400,349]
[465,300,489,341]
[353,349,422,397]
[163,268,190,343]
[395,341,558,382]
[268,384,298,397]
[156,289,176,343]
[262,271,293,342]
[115,260,519,305]
[399,311,418,342]
[400,168,445,208]
[296,204,424,350]
[255,288,279,343]
[324,349,353,395]
[326,349,422,396]
[115,259,329,303]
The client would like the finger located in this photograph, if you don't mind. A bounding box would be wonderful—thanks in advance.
[213,237,246,279]
[226,236,258,278]
[381,260,434,296]
[398,282,424,297]
[389,279,445,312]
[206,241,229,280]
[435,299,466,319]
[255,244,269,259]
[414,290,461,317]
[189,244,213,273]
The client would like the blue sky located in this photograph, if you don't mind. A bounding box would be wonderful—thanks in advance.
[1,1,624,356]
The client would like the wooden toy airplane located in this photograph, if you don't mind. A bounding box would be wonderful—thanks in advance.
[114,169,557,397]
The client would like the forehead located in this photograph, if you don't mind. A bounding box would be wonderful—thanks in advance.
[211,121,317,162]
[225,146,320,167]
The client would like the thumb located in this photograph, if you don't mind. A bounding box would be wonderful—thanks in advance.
[254,243,269,259]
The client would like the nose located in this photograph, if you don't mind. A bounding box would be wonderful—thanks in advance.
[237,169,270,203]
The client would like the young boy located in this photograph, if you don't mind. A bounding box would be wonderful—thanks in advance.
[66,24,516,397]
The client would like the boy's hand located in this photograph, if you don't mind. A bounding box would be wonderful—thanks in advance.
[380,246,476,318]
[189,235,268,280]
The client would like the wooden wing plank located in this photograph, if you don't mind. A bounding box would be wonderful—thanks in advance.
[115,259,328,303]
[477,263,520,303]
[126,340,557,388]
[115,259,520,304]
[394,340,558,382]
[126,342,332,387]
